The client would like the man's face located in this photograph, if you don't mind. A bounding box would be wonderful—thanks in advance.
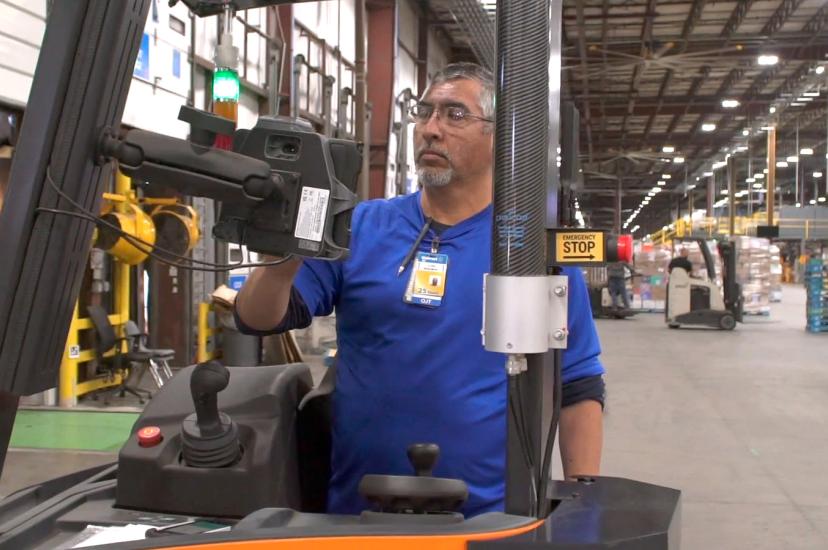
[413,79,494,188]
[680,249,689,258]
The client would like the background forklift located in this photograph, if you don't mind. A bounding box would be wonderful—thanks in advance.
[586,265,639,320]
[666,237,743,330]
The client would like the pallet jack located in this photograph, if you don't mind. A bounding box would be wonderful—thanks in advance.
[666,237,743,330]
[0,1,680,548]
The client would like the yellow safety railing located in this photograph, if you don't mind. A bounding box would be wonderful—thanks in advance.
[647,210,828,241]
[197,302,222,363]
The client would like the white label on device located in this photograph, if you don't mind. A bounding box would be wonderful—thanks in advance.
[294,187,330,243]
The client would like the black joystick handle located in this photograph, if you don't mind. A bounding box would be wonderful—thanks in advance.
[190,361,230,437]
[407,443,440,477]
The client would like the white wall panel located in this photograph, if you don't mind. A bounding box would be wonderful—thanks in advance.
[427,28,450,82]
[292,1,356,132]
[0,0,45,107]
[122,80,190,139]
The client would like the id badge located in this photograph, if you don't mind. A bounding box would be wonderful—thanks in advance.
[403,252,449,307]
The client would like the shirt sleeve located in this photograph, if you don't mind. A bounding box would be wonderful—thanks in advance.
[233,259,343,336]
[293,258,343,317]
[561,266,605,384]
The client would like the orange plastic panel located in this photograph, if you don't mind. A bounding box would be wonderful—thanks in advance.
[157,519,544,550]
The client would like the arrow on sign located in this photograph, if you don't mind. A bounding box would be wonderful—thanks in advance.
[566,255,595,260]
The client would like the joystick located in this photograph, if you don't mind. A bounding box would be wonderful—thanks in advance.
[181,361,242,468]
[407,443,439,477]
[358,443,468,514]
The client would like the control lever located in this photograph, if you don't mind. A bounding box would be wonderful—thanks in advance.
[407,443,439,477]
[358,442,468,514]
[181,361,242,468]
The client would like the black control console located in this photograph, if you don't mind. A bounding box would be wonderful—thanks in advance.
[101,106,360,261]
[115,362,329,518]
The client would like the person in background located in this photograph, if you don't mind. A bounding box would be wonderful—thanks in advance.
[606,261,635,310]
[667,248,693,275]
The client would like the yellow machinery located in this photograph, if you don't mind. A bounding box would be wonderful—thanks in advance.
[59,171,201,406]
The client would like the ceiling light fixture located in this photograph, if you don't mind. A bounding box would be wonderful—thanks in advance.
[758,55,779,66]
[702,123,717,132]
[746,177,755,183]
[721,99,740,108]
[819,197,827,203]
[817,66,826,75]
[787,156,799,163]
[703,171,713,177]
[769,107,776,114]
[663,174,671,179]
[814,171,823,178]
[776,161,789,168]
[742,129,750,136]
[657,180,666,186]
[755,173,765,179]
[662,146,675,153]
[673,156,685,164]
[753,183,763,189]
[800,148,814,155]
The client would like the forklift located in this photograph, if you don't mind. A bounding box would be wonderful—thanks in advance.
[0,1,680,548]
[666,237,743,330]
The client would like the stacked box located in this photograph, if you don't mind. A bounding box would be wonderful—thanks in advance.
[734,236,772,315]
[769,244,783,302]
[631,242,670,310]
[805,257,828,332]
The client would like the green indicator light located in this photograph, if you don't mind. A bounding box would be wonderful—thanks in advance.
[213,68,240,102]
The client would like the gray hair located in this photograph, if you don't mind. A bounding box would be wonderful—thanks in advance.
[427,62,495,120]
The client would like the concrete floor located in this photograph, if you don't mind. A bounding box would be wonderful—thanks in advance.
[1,285,826,548]
[597,285,828,549]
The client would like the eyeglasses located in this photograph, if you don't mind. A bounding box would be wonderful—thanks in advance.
[409,103,493,127]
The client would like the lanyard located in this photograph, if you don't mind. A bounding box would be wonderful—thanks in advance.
[397,218,434,276]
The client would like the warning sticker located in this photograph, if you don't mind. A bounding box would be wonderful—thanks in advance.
[294,187,330,243]
[68,345,80,359]
[554,231,605,264]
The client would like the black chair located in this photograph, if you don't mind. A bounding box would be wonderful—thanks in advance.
[124,320,175,388]
[86,305,157,404]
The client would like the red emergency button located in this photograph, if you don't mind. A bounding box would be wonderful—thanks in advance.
[616,234,633,263]
[137,426,163,447]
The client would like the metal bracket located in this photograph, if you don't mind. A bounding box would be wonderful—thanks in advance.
[482,274,569,355]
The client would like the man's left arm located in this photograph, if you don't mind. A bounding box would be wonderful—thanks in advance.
[559,267,605,479]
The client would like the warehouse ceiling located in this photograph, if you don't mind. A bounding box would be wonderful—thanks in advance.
[425,0,828,236]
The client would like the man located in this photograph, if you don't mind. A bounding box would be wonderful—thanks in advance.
[606,261,635,310]
[668,248,693,275]
[234,63,604,517]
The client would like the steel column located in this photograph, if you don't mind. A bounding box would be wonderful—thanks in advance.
[707,174,715,217]
[727,155,736,235]
[367,1,396,199]
[768,127,776,225]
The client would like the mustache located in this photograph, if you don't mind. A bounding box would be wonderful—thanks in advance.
[416,146,451,161]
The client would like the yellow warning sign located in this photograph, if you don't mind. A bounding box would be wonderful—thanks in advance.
[554,231,605,263]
